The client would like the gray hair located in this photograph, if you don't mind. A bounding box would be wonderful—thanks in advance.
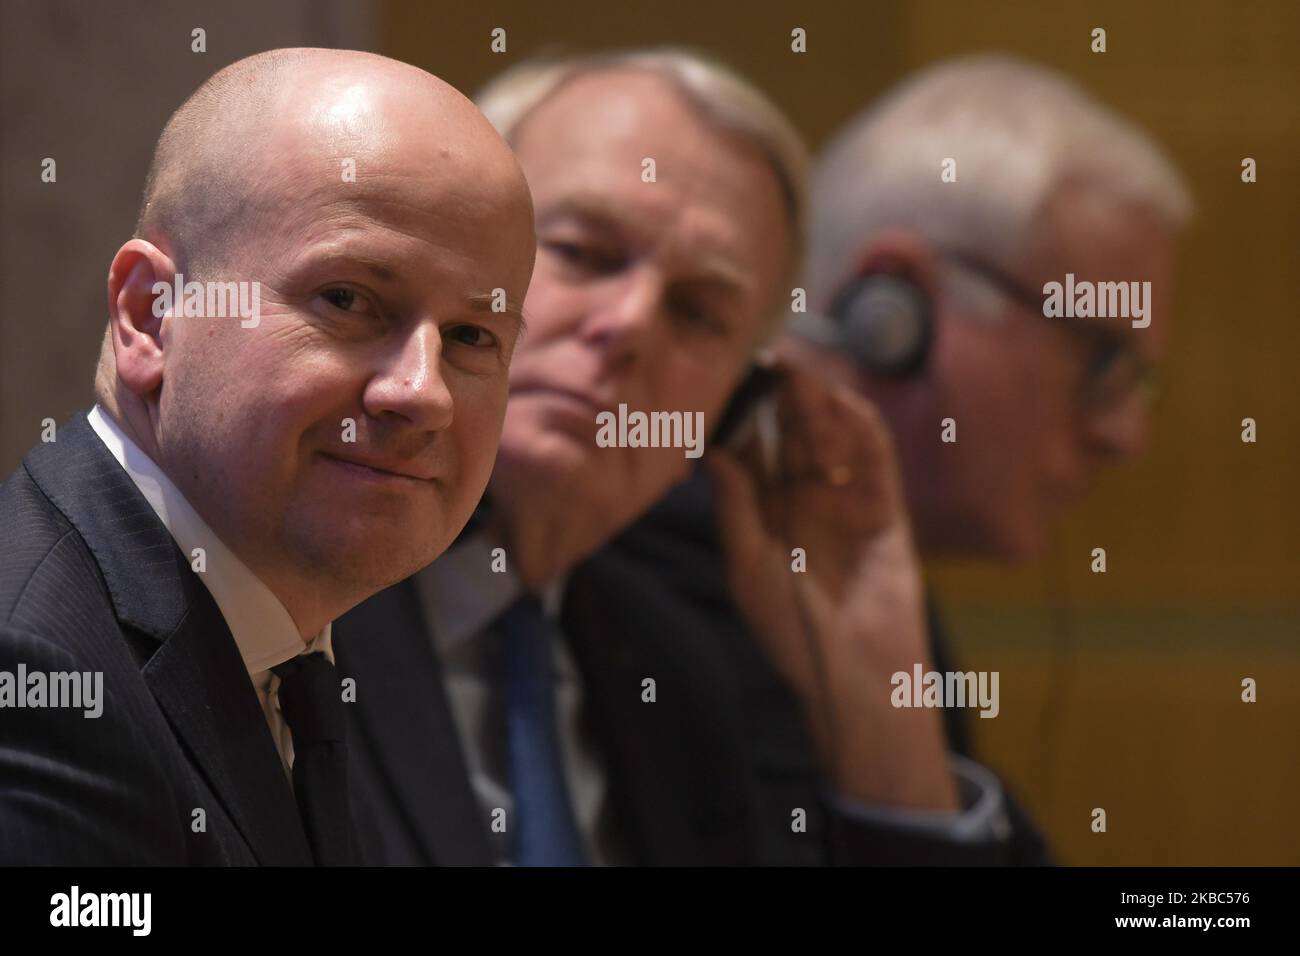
[806,54,1194,309]
[475,48,810,340]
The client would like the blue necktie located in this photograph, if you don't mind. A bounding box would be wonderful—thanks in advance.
[498,594,588,866]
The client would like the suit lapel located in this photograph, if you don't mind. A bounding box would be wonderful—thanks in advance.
[23,412,312,865]
[334,579,494,865]
[142,595,313,865]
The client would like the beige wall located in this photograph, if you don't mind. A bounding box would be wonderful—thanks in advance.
[0,0,375,469]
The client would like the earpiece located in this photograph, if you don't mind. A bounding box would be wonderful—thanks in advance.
[828,272,932,377]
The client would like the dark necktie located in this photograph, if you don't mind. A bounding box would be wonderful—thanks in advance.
[497,594,588,866]
[272,652,361,866]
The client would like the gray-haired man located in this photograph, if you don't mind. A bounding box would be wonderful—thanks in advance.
[619,54,1193,864]
[336,50,1003,865]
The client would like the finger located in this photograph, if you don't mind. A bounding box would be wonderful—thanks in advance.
[825,387,908,510]
[706,449,772,580]
[771,364,843,483]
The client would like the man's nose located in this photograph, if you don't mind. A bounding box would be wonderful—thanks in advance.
[362,321,454,432]
[579,266,664,366]
[1082,390,1152,461]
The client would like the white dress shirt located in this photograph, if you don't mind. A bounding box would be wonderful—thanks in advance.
[87,405,331,780]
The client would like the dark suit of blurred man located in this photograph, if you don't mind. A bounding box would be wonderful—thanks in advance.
[338,50,1029,866]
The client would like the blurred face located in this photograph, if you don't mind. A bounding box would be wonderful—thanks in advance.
[155,66,536,599]
[491,69,791,536]
[909,185,1178,560]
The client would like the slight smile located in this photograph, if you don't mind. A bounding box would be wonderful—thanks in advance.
[318,452,439,485]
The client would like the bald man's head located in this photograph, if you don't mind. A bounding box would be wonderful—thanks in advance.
[101,48,536,636]
[134,48,519,279]
[134,48,305,276]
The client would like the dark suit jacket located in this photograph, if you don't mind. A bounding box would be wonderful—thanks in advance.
[336,552,763,866]
[0,412,315,865]
[336,475,1043,865]
[607,468,1052,866]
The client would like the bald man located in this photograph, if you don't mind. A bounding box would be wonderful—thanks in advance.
[0,48,535,865]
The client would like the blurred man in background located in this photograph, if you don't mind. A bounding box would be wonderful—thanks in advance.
[337,49,1025,865]
[617,54,1192,863]
[796,54,1192,562]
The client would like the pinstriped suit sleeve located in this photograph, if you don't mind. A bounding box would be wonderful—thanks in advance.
[0,623,187,864]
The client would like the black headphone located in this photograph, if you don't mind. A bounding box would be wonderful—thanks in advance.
[791,272,933,377]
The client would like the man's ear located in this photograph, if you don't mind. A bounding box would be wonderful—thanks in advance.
[106,239,176,397]
[841,229,943,304]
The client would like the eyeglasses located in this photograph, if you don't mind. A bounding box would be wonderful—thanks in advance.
[936,247,1160,412]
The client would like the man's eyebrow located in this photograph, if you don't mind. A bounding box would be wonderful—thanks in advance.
[542,195,756,297]
[296,248,400,283]
[537,194,628,232]
[685,254,754,298]
[468,292,527,333]
[355,258,398,282]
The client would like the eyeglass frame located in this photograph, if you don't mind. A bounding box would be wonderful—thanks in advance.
[933,246,1161,412]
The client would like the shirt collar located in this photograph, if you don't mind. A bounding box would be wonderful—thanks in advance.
[86,405,326,676]
[414,529,568,653]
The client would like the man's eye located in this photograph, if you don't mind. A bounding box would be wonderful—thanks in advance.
[669,296,725,334]
[544,240,622,274]
[445,324,497,348]
[321,287,365,313]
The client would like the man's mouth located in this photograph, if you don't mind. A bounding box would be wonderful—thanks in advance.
[517,385,610,415]
[318,451,439,484]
